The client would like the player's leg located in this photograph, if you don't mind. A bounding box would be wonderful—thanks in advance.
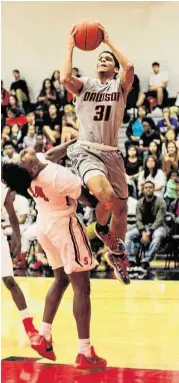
[105,198,130,284]
[86,175,124,254]
[39,267,69,338]
[31,232,69,360]
[1,238,37,340]
[103,152,130,284]
[69,270,106,369]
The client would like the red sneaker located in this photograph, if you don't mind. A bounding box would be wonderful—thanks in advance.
[22,317,38,343]
[75,346,107,369]
[31,334,56,361]
[95,225,126,255]
[105,251,130,285]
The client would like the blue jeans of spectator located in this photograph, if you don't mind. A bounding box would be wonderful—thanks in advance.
[125,226,166,262]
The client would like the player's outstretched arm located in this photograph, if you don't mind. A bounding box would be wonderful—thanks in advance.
[4,190,21,258]
[98,22,134,98]
[45,138,77,163]
[61,26,85,96]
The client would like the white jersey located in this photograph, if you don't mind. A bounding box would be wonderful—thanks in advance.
[28,153,82,223]
[76,76,125,146]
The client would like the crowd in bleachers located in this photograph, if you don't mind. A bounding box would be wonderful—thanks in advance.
[1,63,179,278]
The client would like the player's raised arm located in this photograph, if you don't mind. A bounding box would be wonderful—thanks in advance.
[45,138,77,163]
[98,22,134,99]
[4,190,21,258]
[61,26,85,96]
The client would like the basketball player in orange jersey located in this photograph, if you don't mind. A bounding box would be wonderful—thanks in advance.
[1,181,38,342]
[61,22,134,284]
[2,144,106,370]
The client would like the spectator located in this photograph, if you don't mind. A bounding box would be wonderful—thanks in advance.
[61,104,79,143]
[137,62,168,108]
[164,170,179,209]
[1,125,11,145]
[72,67,81,77]
[23,125,37,148]
[127,184,138,231]
[43,104,62,145]
[170,91,179,120]
[124,145,143,181]
[138,156,166,198]
[6,108,27,128]
[1,80,10,114]
[51,70,61,91]
[34,134,46,153]
[8,95,25,115]
[37,78,56,110]
[162,141,179,175]
[11,124,21,147]
[139,117,161,157]
[157,107,178,141]
[125,106,146,152]
[162,129,179,155]
[2,140,18,163]
[126,73,140,111]
[148,140,161,160]
[169,184,179,229]
[126,180,167,269]
[10,69,30,106]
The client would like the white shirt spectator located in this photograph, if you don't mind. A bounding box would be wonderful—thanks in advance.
[149,71,168,87]
[3,152,19,163]
[138,169,166,198]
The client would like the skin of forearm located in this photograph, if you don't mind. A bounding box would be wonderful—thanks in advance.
[106,39,132,69]
[61,47,73,81]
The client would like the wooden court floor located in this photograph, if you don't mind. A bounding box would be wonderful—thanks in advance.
[1,278,179,383]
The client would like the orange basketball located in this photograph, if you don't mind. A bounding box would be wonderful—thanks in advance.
[74,21,103,51]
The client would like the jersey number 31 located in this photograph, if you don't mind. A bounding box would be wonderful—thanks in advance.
[93,105,112,121]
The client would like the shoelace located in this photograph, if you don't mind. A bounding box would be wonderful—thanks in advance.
[106,233,121,250]
[114,255,129,276]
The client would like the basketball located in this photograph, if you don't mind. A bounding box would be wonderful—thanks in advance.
[74,21,103,51]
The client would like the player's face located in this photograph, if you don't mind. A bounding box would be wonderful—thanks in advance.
[97,53,118,78]
[19,147,37,177]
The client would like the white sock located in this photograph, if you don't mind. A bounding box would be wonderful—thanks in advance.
[39,322,52,341]
[79,338,91,357]
[21,308,30,320]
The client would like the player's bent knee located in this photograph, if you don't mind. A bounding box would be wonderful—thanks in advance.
[3,276,17,290]
[97,188,117,206]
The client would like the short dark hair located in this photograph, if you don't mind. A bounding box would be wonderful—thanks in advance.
[2,162,32,198]
[7,107,18,117]
[3,140,16,150]
[152,62,160,67]
[13,69,20,74]
[142,117,156,130]
[99,51,120,70]
[144,180,155,188]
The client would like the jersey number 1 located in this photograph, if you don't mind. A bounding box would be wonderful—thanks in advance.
[93,105,111,121]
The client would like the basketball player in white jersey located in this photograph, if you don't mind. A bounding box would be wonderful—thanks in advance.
[2,149,106,369]
[1,181,37,342]
[61,22,134,284]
